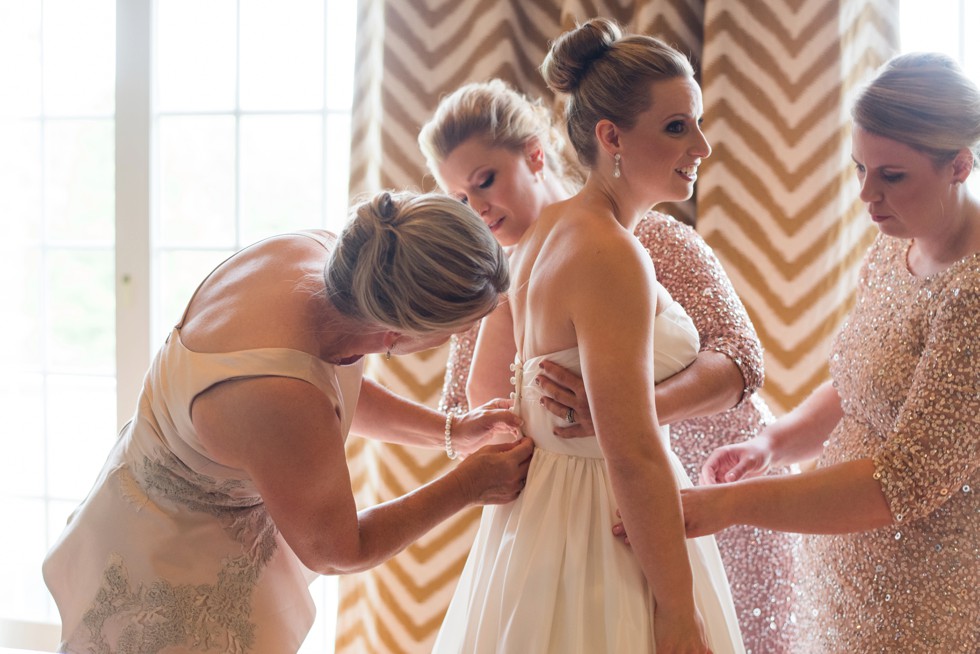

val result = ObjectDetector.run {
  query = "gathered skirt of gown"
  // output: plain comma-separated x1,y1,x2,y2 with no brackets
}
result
433,302,743,653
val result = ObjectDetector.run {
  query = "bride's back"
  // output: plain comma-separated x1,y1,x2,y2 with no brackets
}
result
509,198,669,359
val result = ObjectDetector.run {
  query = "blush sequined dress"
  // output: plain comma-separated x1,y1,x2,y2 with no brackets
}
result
795,234,980,652
441,212,799,653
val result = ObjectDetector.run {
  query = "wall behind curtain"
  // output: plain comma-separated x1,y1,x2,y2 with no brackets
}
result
337,1,896,652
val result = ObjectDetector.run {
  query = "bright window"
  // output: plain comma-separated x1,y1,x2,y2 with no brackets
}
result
0,1,355,651
1,1,977,652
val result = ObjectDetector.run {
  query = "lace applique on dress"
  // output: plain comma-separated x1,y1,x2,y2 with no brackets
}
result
78,451,280,654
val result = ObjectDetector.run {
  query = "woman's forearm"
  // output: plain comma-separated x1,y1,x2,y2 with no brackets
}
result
689,458,894,537
765,380,844,467
326,470,473,574
606,445,697,613
350,377,443,446
654,350,744,424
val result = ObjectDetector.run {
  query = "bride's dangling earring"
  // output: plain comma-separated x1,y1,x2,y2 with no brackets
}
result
613,153,621,179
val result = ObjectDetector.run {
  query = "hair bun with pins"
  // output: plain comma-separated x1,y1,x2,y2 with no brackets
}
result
373,190,397,225
542,18,622,95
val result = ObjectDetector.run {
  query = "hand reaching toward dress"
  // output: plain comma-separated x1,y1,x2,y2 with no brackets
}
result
451,398,523,456
611,484,736,542
698,435,773,485
534,360,595,437
454,437,535,505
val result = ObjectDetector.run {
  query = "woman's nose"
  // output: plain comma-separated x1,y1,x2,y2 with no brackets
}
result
692,128,711,158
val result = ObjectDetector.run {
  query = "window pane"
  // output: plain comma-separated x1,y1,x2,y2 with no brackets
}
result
156,0,237,112
155,249,235,347
46,374,116,500
0,1,43,118
0,375,45,499
44,119,114,244
240,0,324,110
899,0,961,56
45,249,115,373
42,0,115,116
0,245,42,370
0,119,43,243
240,115,322,242
158,116,237,247
325,113,352,231
965,3,980,81
325,1,356,111
0,498,49,620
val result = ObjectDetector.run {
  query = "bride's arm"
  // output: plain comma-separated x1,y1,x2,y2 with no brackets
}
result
467,298,518,408
569,230,699,627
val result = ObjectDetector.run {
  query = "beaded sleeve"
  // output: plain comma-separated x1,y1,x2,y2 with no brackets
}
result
635,212,765,402
438,323,480,415
872,280,980,523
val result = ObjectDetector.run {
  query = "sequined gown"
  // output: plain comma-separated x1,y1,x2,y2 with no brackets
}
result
795,234,980,653
441,212,798,653
434,300,744,653
43,235,365,653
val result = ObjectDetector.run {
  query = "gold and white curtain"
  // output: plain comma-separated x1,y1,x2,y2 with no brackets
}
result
338,2,898,652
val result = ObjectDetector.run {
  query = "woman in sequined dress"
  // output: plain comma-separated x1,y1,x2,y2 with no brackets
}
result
420,80,796,654
689,53,980,652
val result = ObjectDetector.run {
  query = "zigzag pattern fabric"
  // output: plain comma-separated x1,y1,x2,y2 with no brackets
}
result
338,1,898,651
697,0,898,413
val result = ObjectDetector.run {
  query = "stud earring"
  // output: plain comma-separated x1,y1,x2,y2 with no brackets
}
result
613,153,621,179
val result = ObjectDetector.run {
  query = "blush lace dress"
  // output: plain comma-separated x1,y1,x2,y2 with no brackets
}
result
43,234,364,654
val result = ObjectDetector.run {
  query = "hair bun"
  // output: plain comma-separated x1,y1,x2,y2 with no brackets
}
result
373,191,398,225
542,18,621,94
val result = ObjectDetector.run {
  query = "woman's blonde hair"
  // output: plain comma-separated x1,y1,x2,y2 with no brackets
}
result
541,17,694,166
852,52,980,166
325,190,509,333
418,78,579,190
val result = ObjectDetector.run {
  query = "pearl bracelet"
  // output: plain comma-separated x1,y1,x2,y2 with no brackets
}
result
444,411,458,460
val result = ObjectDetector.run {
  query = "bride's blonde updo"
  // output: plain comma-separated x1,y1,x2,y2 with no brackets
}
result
325,190,509,334
541,17,694,166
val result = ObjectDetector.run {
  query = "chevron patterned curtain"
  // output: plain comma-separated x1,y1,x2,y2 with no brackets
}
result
336,1,898,652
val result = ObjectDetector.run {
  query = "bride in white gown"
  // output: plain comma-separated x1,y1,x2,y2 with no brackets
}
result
433,19,743,653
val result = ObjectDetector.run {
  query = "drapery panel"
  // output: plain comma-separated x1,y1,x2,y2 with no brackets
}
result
338,2,897,651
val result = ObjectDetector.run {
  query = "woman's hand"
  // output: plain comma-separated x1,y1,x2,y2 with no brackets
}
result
454,438,535,505
699,435,773,485
452,398,523,456
534,360,595,438
612,484,736,542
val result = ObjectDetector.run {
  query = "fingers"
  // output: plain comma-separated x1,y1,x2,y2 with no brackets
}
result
538,360,583,392
722,457,755,483
539,395,571,421
535,374,576,410
552,424,593,439
699,449,733,486
480,397,514,411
